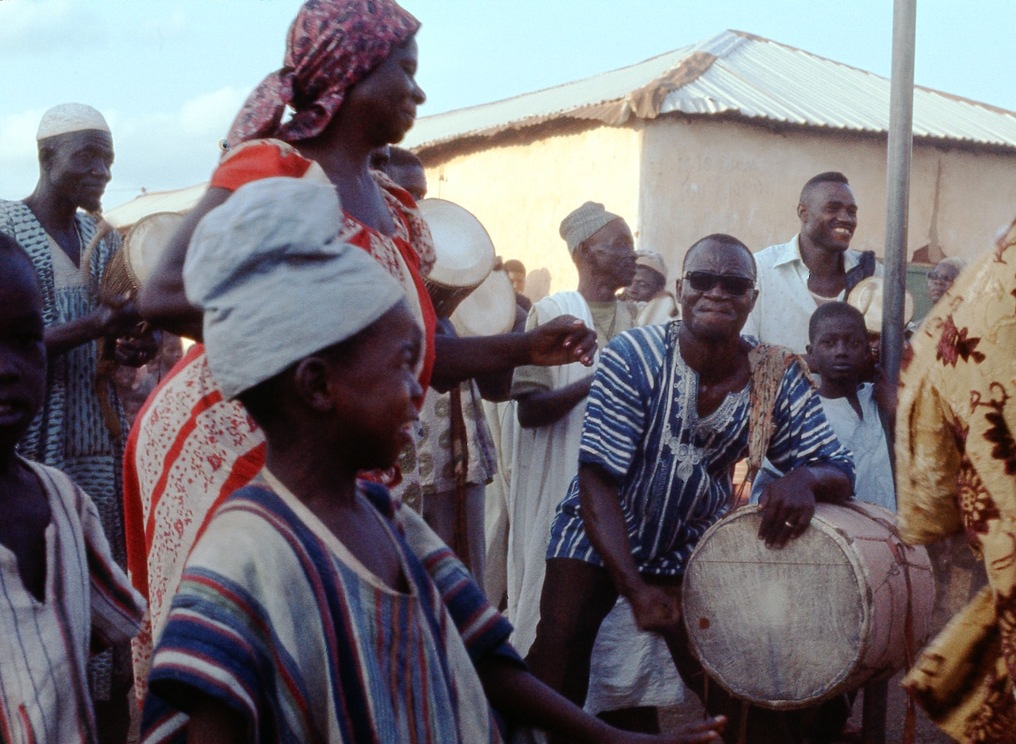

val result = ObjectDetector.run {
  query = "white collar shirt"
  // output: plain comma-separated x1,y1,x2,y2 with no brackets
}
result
743,234,881,354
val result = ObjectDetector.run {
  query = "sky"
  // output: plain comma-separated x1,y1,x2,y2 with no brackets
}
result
2,0,1014,210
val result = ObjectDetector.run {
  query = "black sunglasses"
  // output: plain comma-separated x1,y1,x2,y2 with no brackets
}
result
683,271,755,296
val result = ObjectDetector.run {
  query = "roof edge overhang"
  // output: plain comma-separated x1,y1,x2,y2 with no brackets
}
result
415,109,1016,163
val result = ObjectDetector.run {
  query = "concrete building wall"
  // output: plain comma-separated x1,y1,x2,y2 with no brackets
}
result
421,124,642,300
639,116,1016,283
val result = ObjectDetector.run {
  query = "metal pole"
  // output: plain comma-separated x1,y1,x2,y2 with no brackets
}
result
863,4,916,743
881,0,917,391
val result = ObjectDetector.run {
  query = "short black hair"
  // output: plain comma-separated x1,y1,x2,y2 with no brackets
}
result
683,234,756,276
808,301,866,343
800,171,849,203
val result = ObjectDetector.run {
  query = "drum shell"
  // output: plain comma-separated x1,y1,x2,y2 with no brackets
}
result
450,268,516,337
682,502,934,710
102,211,185,298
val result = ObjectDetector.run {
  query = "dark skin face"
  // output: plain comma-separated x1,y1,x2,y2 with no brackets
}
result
344,37,426,148
507,269,526,295
926,261,960,303
677,241,758,343
0,251,51,602
627,265,666,301
0,253,47,454
797,181,858,256
40,129,114,214
580,219,638,291
807,315,870,391
323,303,424,472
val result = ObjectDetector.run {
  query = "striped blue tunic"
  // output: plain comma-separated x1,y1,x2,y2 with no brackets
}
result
548,321,853,577
142,480,517,743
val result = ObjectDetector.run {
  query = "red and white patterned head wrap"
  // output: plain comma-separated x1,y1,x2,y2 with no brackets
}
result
226,0,420,148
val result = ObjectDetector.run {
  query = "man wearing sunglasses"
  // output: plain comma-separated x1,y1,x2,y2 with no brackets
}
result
744,171,879,357
527,233,854,743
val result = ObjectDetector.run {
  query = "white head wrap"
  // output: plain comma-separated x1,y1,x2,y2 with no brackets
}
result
184,177,406,399
36,103,110,140
559,201,622,255
635,250,668,279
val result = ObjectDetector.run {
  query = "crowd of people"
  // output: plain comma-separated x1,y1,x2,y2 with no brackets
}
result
2,1,1013,743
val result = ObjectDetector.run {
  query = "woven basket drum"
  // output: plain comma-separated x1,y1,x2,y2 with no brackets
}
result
682,501,934,709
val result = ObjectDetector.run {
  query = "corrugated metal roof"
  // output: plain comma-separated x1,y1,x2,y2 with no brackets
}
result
405,30,1016,152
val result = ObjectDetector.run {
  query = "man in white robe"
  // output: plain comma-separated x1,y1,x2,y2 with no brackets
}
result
508,202,682,731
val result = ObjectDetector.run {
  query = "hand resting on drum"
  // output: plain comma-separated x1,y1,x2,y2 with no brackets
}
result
756,464,853,549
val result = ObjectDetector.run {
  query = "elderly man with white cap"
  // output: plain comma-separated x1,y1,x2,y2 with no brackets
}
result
627,250,680,326
507,202,684,735
0,102,154,743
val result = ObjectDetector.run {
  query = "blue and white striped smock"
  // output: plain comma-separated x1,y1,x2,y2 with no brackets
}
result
548,321,854,577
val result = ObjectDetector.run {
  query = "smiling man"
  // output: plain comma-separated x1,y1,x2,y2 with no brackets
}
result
744,171,879,355
526,233,854,743
0,102,155,744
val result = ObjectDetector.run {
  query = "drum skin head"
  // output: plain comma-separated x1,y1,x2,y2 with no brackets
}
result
417,198,495,288
682,502,933,709
122,211,186,288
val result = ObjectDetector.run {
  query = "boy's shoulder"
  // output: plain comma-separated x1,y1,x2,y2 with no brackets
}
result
17,457,86,513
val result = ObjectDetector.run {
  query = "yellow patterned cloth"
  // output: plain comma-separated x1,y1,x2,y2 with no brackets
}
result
897,216,1016,743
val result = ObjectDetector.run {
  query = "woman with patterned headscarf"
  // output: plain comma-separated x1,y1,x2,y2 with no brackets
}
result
127,0,597,710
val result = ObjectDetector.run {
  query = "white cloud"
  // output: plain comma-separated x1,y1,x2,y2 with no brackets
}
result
0,109,46,197
0,87,248,206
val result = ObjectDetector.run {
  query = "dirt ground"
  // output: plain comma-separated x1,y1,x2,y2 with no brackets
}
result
660,670,952,743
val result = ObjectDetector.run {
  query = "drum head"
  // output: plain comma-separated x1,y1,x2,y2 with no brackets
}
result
451,268,516,337
683,503,890,709
122,211,185,288
418,198,495,289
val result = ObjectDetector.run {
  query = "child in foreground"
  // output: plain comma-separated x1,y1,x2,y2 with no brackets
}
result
806,302,895,511
0,233,145,743
139,178,723,743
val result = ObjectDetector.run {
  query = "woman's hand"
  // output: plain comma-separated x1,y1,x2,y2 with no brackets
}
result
525,315,598,366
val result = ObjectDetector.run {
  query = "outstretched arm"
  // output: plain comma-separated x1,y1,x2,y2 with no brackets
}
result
515,377,592,428
138,187,232,339
478,655,725,743
430,315,596,390
44,297,143,356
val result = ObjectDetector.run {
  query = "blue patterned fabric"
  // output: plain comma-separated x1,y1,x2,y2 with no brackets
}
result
548,321,853,577
1,200,127,698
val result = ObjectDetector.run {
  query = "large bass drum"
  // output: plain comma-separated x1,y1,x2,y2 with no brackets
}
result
417,198,495,320
682,502,934,709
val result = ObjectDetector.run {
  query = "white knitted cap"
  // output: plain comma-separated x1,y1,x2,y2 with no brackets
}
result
37,103,110,140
